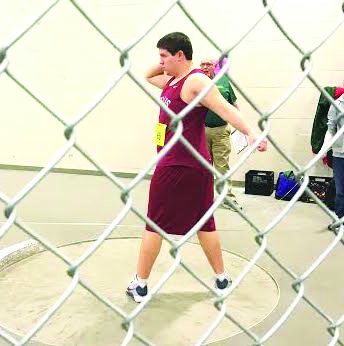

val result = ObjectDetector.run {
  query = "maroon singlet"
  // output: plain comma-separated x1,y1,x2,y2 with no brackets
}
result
157,69,212,168
146,69,216,235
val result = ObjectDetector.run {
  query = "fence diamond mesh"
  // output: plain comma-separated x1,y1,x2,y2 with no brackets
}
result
0,0,344,345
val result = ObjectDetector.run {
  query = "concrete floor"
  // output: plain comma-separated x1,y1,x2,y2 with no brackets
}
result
0,169,343,346
0,239,279,346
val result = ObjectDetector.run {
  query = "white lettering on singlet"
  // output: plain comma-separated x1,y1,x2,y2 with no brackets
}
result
160,96,171,107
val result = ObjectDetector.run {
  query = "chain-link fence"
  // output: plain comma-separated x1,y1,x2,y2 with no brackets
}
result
0,0,344,345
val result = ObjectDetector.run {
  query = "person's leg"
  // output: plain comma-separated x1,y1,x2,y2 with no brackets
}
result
197,230,224,274
212,126,234,196
197,169,232,291
127,231,162,303
127,167,165,303
137,230,162,279
333,157,344,218
197,230,232,291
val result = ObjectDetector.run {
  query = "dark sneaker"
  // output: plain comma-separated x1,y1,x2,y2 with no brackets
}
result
328,223,341,232
126,275,148,303
214,274,232,294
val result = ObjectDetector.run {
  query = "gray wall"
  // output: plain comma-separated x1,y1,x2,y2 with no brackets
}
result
0,0,343,180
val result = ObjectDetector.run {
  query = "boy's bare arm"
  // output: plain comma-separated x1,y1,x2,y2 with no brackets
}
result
145,64,170,89
183,73,267,151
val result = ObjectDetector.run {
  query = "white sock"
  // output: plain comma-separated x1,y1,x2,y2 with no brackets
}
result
136,274,147,287
215,272,226,281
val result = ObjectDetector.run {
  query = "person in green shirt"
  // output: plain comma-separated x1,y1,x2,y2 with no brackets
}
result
200,58,242,211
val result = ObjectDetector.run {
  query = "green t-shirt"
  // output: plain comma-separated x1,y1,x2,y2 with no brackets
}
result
205,75,237,127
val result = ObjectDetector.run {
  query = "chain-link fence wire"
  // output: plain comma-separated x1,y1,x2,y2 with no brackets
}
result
0,0,344,345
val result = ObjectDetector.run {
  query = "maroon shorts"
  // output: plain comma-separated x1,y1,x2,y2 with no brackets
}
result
146,165,216,235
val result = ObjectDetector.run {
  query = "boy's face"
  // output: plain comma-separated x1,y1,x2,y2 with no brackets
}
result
159,48,179,75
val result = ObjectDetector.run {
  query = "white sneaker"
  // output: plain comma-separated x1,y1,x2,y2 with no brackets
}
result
221,198,243,212
214,273,232,294
126,275,148,303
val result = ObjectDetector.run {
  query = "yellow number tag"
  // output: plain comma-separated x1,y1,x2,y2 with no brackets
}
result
155,123,167,146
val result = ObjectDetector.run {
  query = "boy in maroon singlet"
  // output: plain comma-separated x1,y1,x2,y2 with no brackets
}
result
127,32,267,303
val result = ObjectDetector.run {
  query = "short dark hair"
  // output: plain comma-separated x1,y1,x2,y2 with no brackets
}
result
157,32,193,60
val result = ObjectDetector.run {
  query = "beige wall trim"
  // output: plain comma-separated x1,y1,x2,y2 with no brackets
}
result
0,164,246,187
